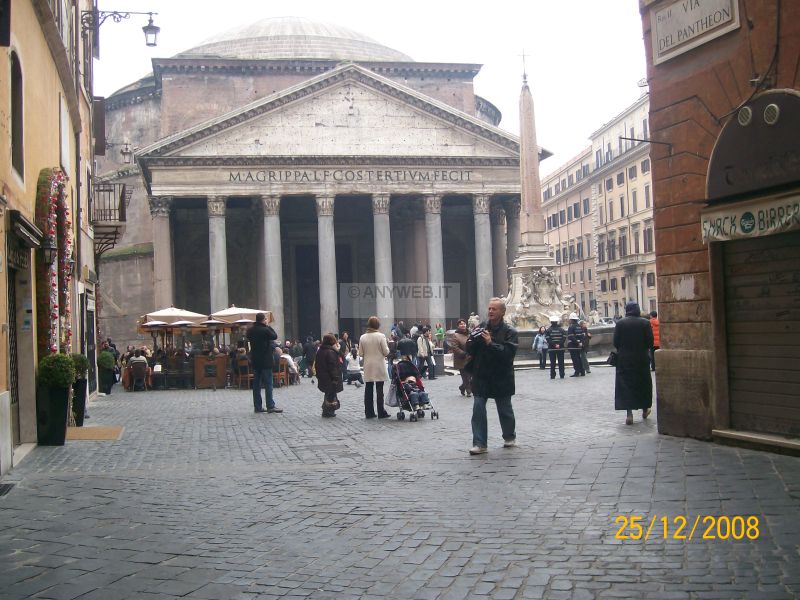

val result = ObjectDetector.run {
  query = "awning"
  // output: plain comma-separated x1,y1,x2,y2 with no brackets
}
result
9,210,43,248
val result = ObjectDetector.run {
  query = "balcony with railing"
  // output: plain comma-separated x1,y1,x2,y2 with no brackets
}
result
90,181,129,256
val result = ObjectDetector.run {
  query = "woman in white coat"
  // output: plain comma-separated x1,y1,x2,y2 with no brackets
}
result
358,316,390,419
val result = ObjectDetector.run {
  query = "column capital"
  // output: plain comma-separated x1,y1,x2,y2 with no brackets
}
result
423,194,442,215
490,203,506,226
148,196,172,218
472,194,490,214
261,194,281,216
371,193,391,215
503,197,521,219
315,195,335,217
207,196,226,217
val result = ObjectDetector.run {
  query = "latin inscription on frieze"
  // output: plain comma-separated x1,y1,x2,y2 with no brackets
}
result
229,169,473,184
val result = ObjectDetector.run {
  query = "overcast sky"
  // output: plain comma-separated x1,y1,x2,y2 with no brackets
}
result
93,0,648,175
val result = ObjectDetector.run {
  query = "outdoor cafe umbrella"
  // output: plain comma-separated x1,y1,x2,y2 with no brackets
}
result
210,305,272,324
145,306,207,325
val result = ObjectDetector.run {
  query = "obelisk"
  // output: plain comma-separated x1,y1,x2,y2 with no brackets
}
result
505,73,556,330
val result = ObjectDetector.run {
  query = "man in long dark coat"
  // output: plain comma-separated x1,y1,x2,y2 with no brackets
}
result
466,297,519,455
613,301,653,425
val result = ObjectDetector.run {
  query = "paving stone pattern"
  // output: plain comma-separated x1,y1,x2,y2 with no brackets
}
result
1,366,799,599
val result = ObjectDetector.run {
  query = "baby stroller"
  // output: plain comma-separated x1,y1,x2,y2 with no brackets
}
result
389,359,439,422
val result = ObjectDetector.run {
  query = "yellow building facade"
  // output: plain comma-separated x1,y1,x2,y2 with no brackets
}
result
0,0,96,474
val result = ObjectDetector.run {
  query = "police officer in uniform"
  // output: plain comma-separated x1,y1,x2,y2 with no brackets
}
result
545,315,567,379
567,312,586,377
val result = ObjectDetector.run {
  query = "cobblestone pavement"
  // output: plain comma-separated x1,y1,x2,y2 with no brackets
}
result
1,366,799,599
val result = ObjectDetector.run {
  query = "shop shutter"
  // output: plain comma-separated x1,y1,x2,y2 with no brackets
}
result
724,230,800,436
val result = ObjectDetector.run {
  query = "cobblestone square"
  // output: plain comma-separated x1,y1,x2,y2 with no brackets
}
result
1,367,798,599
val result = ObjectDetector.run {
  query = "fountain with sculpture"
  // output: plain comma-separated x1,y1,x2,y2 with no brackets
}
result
506,266,582,329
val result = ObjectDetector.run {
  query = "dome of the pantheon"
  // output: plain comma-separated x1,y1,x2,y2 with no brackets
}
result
176,16,414,62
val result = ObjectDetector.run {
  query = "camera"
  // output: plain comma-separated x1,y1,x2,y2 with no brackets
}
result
468,326,486,341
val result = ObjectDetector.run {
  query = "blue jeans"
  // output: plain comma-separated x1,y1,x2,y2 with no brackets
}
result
471,395,515,447
252,367,275,411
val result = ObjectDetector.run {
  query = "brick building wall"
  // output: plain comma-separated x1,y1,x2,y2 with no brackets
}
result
639,0,800,439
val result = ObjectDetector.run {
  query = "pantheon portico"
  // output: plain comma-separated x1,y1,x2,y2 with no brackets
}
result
99,18,545,341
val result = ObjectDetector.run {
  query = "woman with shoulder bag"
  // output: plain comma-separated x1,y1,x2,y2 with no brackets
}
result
315,334,343,418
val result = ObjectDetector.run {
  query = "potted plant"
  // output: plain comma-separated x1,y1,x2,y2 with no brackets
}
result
70,353,90,426
36,353,76,446
97,350,116,395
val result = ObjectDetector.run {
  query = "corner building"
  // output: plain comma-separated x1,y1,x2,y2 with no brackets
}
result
640,0,799,444
98,17,540,342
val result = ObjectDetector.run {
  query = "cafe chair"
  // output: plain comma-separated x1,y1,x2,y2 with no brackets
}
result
273,360,289,388
130,361,149,392
234,357,253,390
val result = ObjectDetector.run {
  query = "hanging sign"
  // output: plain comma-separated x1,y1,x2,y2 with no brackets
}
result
701,193,800,243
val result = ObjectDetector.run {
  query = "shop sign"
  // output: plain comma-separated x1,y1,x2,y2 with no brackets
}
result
701,193,800,242
651,0,739,65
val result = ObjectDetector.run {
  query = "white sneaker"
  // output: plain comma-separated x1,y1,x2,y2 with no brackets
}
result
469,446,488,455
503,438,517,448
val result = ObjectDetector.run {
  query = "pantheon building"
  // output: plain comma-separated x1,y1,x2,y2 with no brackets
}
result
98,17,544,342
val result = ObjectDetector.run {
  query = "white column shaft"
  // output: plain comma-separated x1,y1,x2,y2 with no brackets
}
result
317,196,338,335
372,195,394,332
262,195,284,339
424,195,445,327
473,195,494,311
150,197,174,309
207,197,229,313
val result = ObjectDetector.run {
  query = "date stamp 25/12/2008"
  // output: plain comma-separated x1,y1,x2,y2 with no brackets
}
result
614,515,760,541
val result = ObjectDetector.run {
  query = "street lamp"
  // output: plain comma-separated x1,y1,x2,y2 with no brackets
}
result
40,237,58,265
80,10,160,47
106,141,133,164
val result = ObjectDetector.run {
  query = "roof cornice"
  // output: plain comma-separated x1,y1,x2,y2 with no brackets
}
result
141,155,520,168
152,58,482,79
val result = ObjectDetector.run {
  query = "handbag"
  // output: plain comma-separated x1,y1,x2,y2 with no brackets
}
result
607,351,618,366
386,381,398,407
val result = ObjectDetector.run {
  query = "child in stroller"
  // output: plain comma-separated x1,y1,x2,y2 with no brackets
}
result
391,355,439,421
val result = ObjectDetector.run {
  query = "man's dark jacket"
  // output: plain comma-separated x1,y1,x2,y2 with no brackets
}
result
465,319,518,398
247,322,278,370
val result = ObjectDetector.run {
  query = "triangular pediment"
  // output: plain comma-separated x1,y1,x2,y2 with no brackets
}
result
138,64,521,161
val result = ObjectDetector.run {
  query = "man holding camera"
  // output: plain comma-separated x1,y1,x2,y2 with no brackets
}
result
465,297,519,455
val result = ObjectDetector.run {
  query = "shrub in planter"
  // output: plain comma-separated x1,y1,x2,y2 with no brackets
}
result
36,353,75,446
97,350,116,394
71,353,90,427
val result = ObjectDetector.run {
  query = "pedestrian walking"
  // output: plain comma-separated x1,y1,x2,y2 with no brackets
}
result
567,313,586,377
579,320,592,374
246,312,283,413
417,328,436,379
466,298,518,455
614,301,654,425
358,316,390,419
545,315,567,379
649,310,660,371
315,333,343,418
532,325,548,370
447,318,472,396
